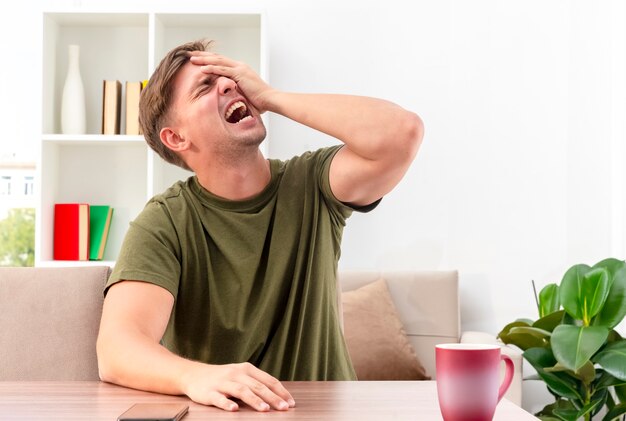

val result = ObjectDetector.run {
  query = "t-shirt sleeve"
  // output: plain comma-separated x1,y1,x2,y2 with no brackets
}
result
317,145,382,224
105,199,182,299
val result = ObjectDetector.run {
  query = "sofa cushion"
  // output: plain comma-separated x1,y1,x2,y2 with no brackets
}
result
342,278,430,380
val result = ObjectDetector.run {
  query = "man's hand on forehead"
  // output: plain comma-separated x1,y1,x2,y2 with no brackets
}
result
188,51,275,113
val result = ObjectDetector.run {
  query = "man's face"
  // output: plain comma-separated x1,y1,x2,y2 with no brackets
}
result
167,61,266,158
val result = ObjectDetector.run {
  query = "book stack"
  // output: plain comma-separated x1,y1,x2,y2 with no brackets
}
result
101,80,147,135
53,204,114,261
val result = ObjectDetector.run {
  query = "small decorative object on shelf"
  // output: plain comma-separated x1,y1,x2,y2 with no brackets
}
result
60,44,86,134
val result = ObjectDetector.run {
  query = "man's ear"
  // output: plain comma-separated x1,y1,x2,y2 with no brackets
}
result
160,127,189,152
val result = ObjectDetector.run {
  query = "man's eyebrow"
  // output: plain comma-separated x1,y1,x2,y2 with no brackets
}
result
189,75,214,99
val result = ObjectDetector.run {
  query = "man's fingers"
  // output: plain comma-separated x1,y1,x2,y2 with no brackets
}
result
198,65,234,78
243,379,290,411
245,365,296,407
189,54,237,68
205,391,239,412
185,363,294,412
189,390,239,412
221,381,272,412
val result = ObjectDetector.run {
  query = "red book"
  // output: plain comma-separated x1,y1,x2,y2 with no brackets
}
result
53,203,90,260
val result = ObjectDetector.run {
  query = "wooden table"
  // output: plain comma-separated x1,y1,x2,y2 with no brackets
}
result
0,381,537,420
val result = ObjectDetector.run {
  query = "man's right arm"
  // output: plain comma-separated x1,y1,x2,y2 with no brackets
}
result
96,281,294,412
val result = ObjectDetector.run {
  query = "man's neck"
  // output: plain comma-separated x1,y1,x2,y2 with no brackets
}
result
194,149,271,201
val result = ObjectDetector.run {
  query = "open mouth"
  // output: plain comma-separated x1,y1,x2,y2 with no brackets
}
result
224,101,253,124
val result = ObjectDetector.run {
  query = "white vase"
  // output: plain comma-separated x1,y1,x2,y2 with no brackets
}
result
61,44,86,134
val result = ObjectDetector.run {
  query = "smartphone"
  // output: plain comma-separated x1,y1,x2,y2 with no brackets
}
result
117,403,189,421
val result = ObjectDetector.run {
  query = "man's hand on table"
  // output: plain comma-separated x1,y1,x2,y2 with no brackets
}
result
182,362,296,412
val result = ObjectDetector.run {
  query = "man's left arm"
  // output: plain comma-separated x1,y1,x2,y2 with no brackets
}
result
189,52,424,206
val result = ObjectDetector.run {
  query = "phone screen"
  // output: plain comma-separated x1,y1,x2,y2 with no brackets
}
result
117,403,189,421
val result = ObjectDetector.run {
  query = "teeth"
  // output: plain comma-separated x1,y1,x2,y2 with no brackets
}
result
237,115,252,124
225,101,247,121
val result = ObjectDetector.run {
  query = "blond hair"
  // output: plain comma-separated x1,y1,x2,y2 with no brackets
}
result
139,39,213,171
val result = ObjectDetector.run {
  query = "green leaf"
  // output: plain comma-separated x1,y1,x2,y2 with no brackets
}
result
560,264,591,320
551,397,602,421
592,258,626,278
498,320,531,338
575,361,596,385
562,312,578,326
537,399,577,421
516,318,535,325
602,403,626,421
581,267,610,322
510,326,552,339
594,369,626,391
606,389,616,410
507,332,549,350
553,407,580,421
534,310,566,332
591,388,609,417
539,284,561,318
607,329,624,343
498,321,546,350
544,361,595,385
594,266,626,328
551,325,609,371
616,384,626,403
523,347,582,401
593,341,626,381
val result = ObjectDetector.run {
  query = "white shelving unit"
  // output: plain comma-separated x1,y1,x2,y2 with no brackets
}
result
36,7,267,267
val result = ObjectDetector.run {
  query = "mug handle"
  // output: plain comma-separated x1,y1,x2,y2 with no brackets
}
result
497,354,514,403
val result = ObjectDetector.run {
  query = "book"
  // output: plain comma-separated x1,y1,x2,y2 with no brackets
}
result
89,205,114,260
125,81,143,135
53,203,90,261
102,80,122,134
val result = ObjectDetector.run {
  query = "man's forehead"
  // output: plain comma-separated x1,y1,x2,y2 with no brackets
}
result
176,62,202,86
172,62,203,99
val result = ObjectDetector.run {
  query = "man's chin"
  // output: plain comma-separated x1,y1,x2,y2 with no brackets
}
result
241,125,267,148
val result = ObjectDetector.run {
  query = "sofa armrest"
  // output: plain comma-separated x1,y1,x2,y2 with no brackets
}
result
460,331,523,407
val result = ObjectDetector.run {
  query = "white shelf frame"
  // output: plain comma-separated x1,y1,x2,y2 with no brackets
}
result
36,7,268,267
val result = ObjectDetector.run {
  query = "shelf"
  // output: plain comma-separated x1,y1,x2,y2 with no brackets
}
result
43,13,150,136
36,8,266,267
42,134,145,145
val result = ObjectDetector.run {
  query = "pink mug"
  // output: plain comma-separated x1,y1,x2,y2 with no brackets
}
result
436,343,514,421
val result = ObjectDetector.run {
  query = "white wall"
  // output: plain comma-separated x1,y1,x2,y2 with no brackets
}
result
1,0,625,402
264,0,626,337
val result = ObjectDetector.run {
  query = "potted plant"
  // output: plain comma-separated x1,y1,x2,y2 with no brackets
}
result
498,258,626,421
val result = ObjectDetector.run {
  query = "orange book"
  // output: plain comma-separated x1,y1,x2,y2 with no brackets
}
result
53,203,90,261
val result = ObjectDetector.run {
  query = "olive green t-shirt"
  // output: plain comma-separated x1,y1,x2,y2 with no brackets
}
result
106,146,378,380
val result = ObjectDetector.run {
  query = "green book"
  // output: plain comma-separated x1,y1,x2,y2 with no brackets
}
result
89,205,113,261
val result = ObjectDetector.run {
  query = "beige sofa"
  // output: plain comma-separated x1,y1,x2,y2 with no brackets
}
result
0,266,522,405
